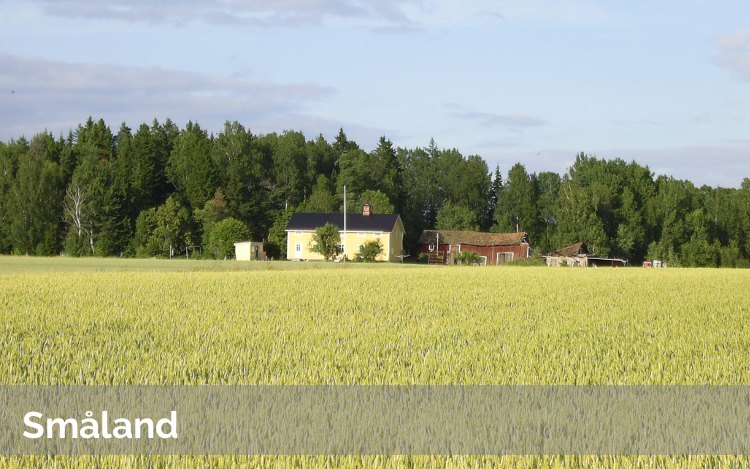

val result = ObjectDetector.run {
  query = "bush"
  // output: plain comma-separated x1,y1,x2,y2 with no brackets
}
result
207,218,250,259
356,239,383,262
456,250,482,266
418,253,429,264
508,256,546,267
310,223,341,261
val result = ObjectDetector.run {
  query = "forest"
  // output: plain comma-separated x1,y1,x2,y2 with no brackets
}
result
1,117,749,267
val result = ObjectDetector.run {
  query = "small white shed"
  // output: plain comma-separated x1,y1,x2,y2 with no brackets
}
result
234,241,266,261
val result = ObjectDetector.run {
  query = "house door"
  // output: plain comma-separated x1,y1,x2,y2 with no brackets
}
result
295,243,302,259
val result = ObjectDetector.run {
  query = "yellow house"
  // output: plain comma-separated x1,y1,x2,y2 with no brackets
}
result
285,209,405,262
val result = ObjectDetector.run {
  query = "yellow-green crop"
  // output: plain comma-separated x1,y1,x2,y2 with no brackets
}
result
1,257,749,467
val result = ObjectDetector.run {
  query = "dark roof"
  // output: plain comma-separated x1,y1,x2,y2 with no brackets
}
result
553,242,589,257
418,230,528,246
286,213,400,232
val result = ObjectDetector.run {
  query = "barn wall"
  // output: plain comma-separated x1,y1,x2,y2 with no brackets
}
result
418,242,529,265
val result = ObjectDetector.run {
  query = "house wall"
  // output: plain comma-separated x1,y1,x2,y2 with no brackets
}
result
235,243,251,261
418,242,529,265
287,230,398,261
345,231,391,261
387,221,405,262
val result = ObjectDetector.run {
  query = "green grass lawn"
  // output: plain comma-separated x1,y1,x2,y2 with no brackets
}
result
0,255,421,273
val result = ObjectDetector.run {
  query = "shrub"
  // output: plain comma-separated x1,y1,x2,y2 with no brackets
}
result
207,218,250,259
356,239,383,262
310,223,341,261
456,250,482,266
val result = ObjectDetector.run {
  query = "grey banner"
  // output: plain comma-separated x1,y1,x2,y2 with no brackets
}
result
1,386,750,455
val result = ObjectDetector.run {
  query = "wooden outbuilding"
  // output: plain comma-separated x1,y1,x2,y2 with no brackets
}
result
545,242,626,267
234,241,267,261
417,230,530,265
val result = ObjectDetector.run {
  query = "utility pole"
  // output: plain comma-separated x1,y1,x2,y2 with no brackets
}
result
343,185,347,262
436,231,440,263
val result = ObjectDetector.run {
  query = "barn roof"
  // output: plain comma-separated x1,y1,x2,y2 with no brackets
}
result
553,242,590,257
286,213,401,232
418,230,528,247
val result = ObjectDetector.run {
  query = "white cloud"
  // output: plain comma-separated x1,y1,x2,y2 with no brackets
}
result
0,52,334,139
30,0,423,28
449,110,548,129
715,31,750,82
19,0,620,30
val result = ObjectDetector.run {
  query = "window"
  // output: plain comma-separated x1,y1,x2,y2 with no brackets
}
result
357,232,365,236
295,231,302,235
428,243,435,251
359,244,364,252
338,244,345,253
295,244,301,252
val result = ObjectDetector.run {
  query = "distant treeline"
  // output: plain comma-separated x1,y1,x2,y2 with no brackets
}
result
1,117,749,266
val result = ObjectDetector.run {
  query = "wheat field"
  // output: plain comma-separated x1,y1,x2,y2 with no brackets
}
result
1,257,749,467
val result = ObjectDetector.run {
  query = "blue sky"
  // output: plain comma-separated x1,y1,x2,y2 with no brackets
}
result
1,1,749,187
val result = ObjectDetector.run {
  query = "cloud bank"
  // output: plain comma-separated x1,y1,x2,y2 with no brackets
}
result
450,110,548,129
0,52,334,139
31,0,422,27
715,31,750,82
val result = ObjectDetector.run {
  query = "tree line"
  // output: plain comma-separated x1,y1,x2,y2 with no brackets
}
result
1,117,749,267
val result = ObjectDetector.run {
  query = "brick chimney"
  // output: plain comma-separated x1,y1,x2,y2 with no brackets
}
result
362,204,371,216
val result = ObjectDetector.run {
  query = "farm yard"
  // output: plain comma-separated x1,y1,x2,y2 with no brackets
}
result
1,257,749,468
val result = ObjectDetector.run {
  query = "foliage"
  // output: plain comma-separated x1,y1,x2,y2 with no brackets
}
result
507,255,546,267
456,250,482,265
348,189,394,214
494,163,535,237
266,207,295,260
166,121,214,211
356,239,383,262
7,137,63,255
195,189,231,248
309,222,341,261
132,196,191,258
2,118,750,268
436,202,479,231
207,217,250,259
304,175,338,213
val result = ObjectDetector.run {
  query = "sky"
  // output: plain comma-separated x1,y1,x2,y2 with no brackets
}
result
1,0,749,187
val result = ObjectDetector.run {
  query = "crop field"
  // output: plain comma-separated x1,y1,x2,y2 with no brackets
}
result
1,257,749,467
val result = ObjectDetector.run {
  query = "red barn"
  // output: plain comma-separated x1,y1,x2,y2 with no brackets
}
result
418,230,530,265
